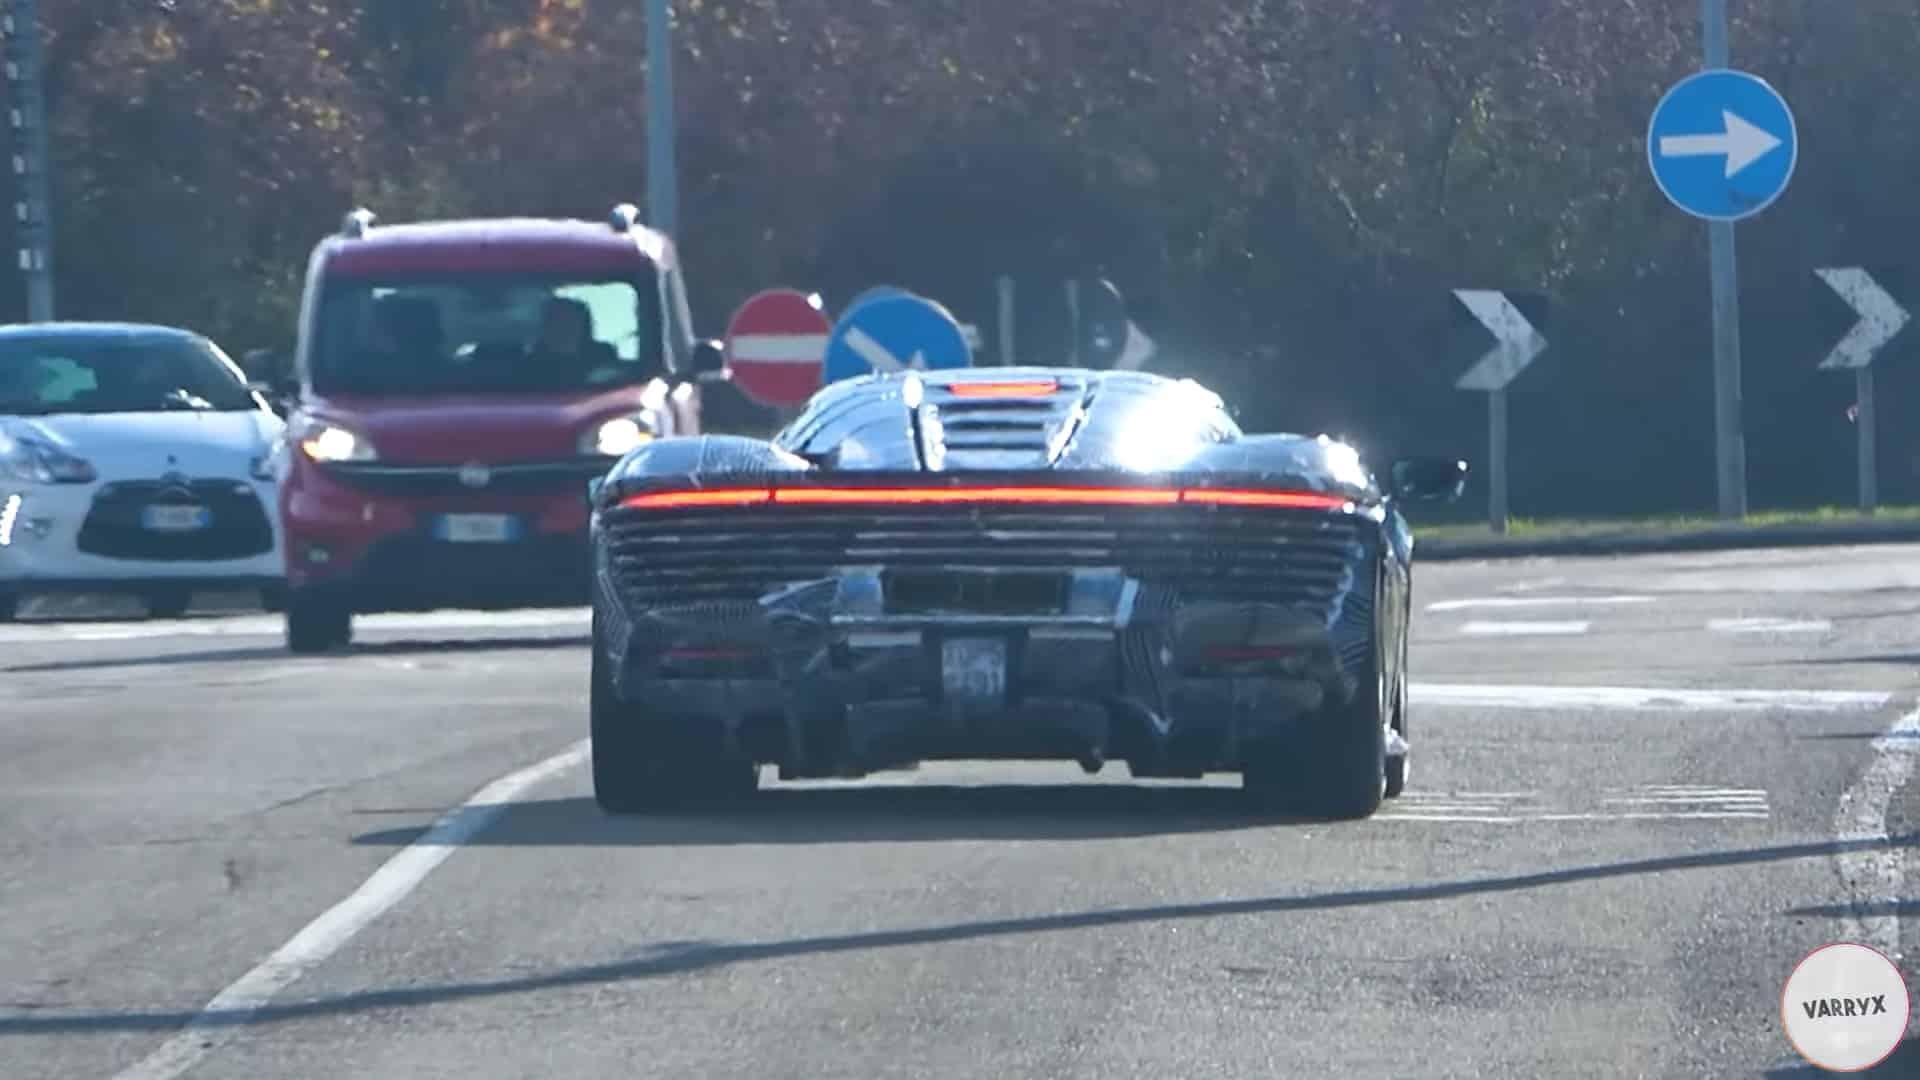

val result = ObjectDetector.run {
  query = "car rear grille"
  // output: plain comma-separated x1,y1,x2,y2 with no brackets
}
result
77,479,274,562
603,503,1365,615
321,459,612,497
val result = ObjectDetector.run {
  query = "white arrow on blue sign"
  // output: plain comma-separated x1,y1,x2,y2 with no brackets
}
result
1647,68,1797,222
822,292,976,384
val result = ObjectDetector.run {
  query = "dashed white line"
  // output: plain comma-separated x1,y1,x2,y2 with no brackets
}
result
1834,705,1920,965
1459,620,1592,636
1707,617,1834,635
1426,595,1655,612
1411,683,1893,713
112,740,590,1080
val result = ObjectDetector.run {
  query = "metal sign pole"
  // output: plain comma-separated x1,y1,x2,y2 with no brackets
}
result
3,0,54,321
645,0,679,240
1703,0,1746,519
996,275,1015,366
1856,366,1876,512
1488,388,1509,534
1064,279,1080,367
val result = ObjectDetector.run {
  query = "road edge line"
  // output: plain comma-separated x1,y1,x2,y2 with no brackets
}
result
1834,704,1920,965
110,739,590,1080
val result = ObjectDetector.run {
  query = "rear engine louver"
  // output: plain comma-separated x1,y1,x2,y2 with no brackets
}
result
916,377,1090,470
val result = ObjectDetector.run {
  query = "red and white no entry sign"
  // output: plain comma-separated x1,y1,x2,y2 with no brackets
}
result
723,288,832,409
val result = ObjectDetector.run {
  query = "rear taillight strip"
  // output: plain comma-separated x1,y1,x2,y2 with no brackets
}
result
619,486,1351,511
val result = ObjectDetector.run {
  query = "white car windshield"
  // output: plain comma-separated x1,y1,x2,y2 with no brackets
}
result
0,334,258,416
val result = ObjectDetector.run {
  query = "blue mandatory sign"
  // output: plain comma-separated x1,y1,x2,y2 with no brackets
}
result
1647,68,1797,222
822,293,975,384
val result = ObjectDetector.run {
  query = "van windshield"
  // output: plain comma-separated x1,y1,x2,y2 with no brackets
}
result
310,272,665,396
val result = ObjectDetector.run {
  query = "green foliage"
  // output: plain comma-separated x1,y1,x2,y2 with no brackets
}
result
8,1,1920,512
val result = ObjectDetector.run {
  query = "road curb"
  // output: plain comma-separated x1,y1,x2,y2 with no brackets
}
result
1414,520,1920,562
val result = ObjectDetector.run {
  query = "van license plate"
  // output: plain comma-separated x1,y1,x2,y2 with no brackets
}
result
435,514,517,543
142,505,210,532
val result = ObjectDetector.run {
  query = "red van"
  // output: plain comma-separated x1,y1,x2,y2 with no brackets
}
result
273,204,721,652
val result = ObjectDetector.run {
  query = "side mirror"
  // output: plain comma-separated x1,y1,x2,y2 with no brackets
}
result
1389,457,1469,502
247,377,298,418
689,338,726,377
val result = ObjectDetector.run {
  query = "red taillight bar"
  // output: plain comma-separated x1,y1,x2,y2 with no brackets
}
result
619,486,1351,511
1181,489,1352,509
774,485,1181,506
619,489,772,509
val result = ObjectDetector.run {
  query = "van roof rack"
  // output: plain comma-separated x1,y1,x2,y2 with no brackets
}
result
609,203,641,233
340,208,375,238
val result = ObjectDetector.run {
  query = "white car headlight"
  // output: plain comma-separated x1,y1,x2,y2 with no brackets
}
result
297,421,377,463
0,432,97,484
581,415,656,457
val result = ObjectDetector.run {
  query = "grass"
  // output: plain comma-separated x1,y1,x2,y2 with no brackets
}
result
1411,503,1920,544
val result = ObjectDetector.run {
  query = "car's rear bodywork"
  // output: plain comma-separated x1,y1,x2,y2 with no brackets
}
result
588,367,1465,816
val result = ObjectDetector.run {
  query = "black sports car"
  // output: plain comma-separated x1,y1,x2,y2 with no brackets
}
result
587,367,1467,819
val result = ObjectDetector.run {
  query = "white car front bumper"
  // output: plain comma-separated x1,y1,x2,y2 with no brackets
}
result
0,478,284,594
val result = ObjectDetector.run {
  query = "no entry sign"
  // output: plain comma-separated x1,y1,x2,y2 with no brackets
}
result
723,288,831,409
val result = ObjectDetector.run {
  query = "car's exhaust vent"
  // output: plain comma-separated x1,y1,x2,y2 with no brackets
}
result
917,376,1090,470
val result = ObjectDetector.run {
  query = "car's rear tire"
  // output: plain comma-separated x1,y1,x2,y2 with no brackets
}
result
1384,619,1410,799
285,590,351,654
590,613,757,815
1242,585,1389,822
145,589,192,620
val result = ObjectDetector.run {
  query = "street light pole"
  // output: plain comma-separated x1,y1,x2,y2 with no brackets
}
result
645,0,679,241
1702,0,1746,518
3,0,54,321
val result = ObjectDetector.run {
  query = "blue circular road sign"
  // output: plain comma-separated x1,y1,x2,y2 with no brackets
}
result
1647,68,1797,222
822,293,975,384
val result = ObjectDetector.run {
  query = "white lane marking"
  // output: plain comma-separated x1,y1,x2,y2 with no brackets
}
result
0,608,590,645
112,740,589,1080
1412,683,1893,713
1381,812,1769,824
1459,620,1591,636
1605,791,1766,799
1834,705,1920,964
1707,617,1834,635
1427,595,1654,612
1386,784,1770,823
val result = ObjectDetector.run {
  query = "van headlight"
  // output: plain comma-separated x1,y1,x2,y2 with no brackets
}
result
297,420,377,463
581,415,656,457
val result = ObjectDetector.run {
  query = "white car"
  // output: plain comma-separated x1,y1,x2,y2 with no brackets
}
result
0,322,287,620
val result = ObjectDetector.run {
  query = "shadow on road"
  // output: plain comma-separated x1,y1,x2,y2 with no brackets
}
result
353,784,1299,847
2,635,589,675
1795,651,1920,667
4,832,1915,1040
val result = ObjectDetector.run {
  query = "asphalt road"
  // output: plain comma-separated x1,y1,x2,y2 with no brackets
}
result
3,544,1918,1078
